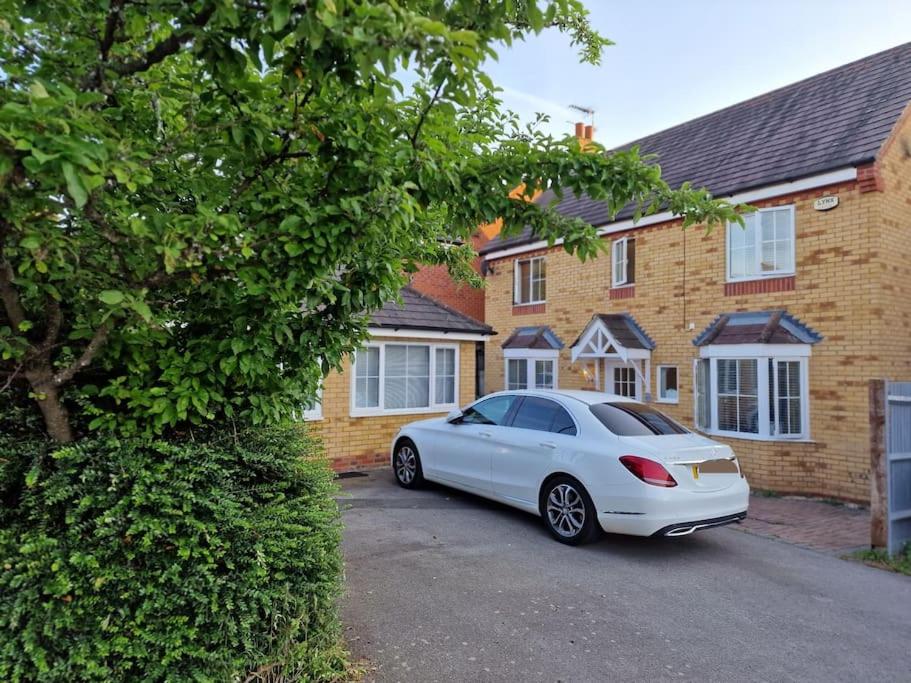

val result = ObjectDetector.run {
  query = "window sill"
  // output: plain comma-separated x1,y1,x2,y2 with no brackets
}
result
655,398,678,405
350,406,456,419
512,302,546,315
724,275,795,296
609,285,635,300
697,429,813,444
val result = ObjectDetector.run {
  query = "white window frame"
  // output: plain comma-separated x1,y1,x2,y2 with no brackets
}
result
503,348,559,390
611,236,632,287
301,383,323,421
513,256,546,305
725,205,796,282
694,343,811,441
350,342,460,417
656,365,679,404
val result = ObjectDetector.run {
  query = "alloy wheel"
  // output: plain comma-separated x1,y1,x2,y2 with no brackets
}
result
395,446,417,485
546,483,586,537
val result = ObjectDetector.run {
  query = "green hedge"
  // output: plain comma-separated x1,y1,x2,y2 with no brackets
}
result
0,425,347,682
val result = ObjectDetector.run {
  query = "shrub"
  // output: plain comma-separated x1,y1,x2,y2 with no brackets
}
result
0,425,347,682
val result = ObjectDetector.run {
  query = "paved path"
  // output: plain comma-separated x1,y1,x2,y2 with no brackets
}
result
339,473,909,683
735,494,870,553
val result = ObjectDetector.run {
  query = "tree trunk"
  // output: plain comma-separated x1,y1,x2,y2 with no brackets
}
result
25,369,75,443
35,386,74,443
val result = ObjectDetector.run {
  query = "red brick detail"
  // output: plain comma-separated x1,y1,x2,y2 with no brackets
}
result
513,302,545,315
609,285,635,300
411,232,490,321
724,276,795,296
329,450,389,473
857,162,885,193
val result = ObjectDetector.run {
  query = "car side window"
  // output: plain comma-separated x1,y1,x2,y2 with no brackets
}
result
510,397,577,436
460,395,517,426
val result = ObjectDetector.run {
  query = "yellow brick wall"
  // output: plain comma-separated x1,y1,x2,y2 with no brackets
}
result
485,170,906,502
876,106,911,378
306,337,477,471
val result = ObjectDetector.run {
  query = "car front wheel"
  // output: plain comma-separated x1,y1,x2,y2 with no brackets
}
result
541,476,601,545
393,438,425,489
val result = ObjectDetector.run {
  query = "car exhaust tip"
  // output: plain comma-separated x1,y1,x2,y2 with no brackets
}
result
654,511,747,537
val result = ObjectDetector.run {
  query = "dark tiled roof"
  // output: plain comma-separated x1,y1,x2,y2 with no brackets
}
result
571,314,656,351
370,286,493,335
692,310,823,346
482,42,911,255
501,326,564,350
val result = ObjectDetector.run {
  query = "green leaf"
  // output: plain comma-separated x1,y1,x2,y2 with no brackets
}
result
272,0,290,30
61,162,88,208
20,236,41,250
29,81,49,99
99,290,125,305
130,300,153,322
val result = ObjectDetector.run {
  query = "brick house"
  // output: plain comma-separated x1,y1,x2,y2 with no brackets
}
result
304,287,492,471
479,43,911,503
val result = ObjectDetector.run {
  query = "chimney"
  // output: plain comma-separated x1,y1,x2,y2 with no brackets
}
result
574,121,585,138
584,124,594,141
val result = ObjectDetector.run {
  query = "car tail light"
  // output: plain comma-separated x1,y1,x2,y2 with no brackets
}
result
619,455,677,488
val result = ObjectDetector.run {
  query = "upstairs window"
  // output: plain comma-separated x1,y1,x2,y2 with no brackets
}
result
726,206,795,281
611,237,635,287
514,256,546,304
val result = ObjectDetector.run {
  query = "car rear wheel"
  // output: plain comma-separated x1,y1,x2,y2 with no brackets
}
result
541,476,601,545
393,439,425,489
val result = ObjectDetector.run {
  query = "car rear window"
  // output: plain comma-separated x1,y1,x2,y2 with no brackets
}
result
589,402,689,436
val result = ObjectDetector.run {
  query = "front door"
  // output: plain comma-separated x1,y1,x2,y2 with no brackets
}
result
605,361,639,399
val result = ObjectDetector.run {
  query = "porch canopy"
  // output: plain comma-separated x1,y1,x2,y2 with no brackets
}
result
570,314,655,397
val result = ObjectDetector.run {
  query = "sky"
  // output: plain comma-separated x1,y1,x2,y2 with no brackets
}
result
486,0,911,147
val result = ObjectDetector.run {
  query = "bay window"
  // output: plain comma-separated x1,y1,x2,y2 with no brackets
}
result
351,343,458,415
726,206,795,281
694,348,809,440
505,350,558,390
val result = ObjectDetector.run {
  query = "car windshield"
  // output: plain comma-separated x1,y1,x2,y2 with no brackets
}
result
589,402,690,436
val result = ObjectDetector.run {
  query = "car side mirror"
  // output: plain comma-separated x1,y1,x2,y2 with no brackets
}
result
446,408,463,424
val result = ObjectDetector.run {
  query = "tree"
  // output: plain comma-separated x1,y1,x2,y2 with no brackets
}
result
0,1,742,442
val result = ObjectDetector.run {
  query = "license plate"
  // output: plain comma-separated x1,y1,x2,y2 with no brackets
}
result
697,459,739,476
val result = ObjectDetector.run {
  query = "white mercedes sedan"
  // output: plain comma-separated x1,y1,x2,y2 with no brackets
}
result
391,390,749,545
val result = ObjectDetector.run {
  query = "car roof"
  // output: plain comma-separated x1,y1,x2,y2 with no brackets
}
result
482,389,639,406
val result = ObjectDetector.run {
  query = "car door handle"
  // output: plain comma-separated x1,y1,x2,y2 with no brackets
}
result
479,431,493,438
539,441,557,449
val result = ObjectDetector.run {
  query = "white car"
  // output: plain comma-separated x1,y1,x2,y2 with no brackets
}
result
391,389,749,545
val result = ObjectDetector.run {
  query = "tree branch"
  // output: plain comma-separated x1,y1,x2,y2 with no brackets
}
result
52,321,111,387
410,78,446,148
38,297,63,354
99,0,126,60
0,259,26,332
111,3,216,77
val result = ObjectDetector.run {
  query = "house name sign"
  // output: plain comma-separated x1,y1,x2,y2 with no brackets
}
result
813,195,839,211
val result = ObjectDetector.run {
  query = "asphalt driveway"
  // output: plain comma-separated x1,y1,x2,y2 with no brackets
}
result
339,472,910,682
